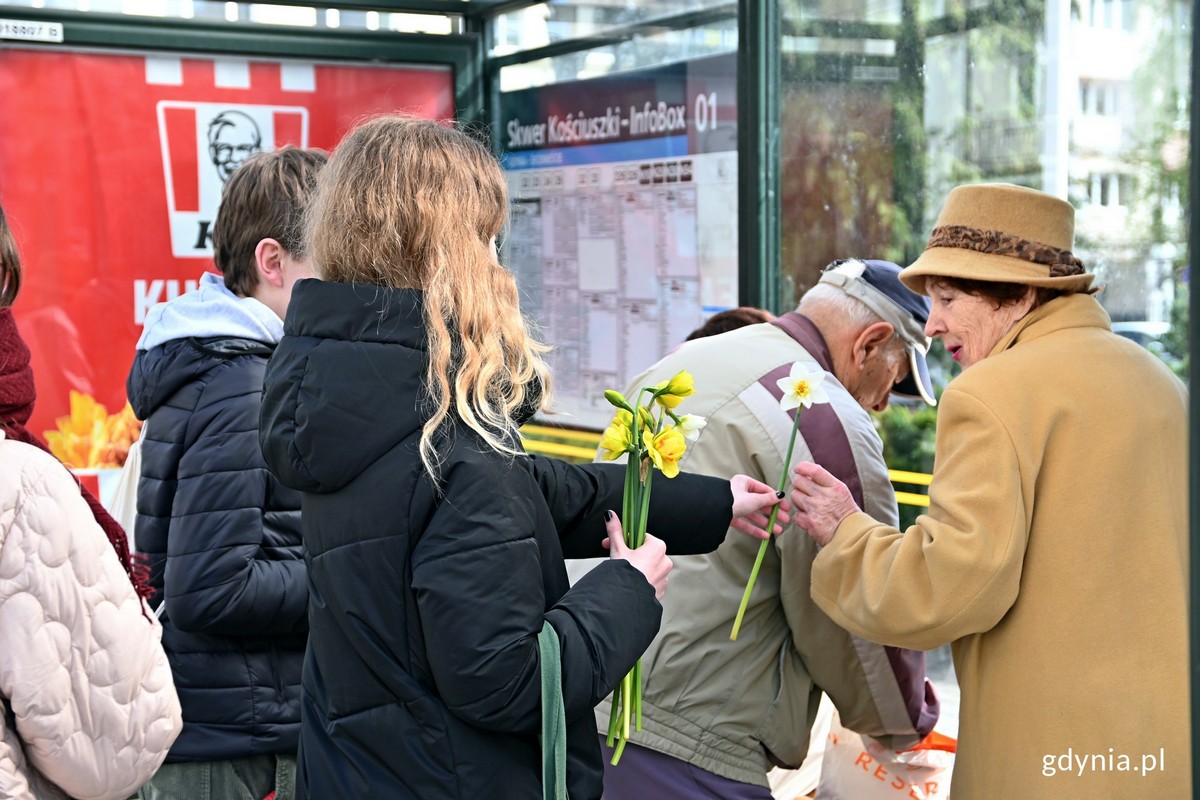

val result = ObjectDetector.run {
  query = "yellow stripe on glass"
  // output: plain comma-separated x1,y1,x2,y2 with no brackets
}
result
521,426,932,508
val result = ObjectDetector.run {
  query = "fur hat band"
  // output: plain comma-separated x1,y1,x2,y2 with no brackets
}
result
926,225,1086,273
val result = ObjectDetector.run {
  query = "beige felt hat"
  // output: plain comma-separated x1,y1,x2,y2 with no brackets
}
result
901,183,1096,295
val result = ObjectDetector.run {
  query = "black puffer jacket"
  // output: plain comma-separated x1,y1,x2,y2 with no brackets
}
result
260,280,736,800
128,336,306,762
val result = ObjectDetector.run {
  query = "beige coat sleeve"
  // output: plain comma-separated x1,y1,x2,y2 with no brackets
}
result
811,387,1031,650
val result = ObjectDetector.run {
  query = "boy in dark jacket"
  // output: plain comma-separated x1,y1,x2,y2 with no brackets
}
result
128,146,327,800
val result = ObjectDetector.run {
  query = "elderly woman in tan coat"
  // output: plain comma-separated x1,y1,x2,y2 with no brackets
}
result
789,183,1188,800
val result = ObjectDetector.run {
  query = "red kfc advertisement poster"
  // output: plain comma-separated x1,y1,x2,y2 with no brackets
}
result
0,47,454,441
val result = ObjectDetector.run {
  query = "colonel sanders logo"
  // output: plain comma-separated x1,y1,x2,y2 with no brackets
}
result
157,101,308,258
207,110,263,181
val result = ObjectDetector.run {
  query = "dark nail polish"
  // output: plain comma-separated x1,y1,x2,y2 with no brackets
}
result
776,490,785,499
605,510,614,522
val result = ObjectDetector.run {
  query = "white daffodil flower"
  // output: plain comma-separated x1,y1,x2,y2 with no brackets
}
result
677,414,707,441
776,363,831,410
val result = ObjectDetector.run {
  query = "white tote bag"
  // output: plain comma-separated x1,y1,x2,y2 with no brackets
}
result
109,422,145,544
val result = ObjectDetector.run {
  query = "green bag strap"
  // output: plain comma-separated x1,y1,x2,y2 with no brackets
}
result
538,620,568,800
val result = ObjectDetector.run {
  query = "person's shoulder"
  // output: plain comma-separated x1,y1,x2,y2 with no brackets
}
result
134,335,268,399
189,340,272,397
435,424,522,478
0,436,76,496
630,323,795,396
0,437,92,549
675,319,786,355
421,438,540,538
189,337,274,362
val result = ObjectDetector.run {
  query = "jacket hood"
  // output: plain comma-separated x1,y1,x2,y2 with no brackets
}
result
260,279,430,493
138,272,283,351
127,337,274,420
128,272,282,420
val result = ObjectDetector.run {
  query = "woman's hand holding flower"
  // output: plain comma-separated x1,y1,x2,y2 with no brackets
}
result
603,510,672,600
790,461,860,546
729,474,791,540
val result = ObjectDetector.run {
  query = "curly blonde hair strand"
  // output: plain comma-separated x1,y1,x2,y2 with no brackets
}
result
306,115,552,480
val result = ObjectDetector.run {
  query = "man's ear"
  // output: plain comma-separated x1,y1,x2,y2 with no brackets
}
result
254,238,286,289
854,321,895,366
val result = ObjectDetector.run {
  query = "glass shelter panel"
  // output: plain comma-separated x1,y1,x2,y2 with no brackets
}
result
496,20,738,430
495,17,738,91
778,0,1190,389
491,0,736,56
0,0,459,31
775,0,1191,754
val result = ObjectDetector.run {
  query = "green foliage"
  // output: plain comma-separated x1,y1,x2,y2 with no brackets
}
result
873,342,957,527
875,403,937,473
1160,281,1190,380
1127,0,1190,246
1122,0,1190,380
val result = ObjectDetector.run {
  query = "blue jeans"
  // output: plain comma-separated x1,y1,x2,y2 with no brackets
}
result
137,754,296,800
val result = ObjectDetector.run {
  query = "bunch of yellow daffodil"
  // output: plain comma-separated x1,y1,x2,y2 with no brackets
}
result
598,370,705,765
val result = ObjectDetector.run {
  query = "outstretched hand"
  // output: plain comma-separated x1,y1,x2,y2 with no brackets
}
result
790,461,860,546
729,474,791,540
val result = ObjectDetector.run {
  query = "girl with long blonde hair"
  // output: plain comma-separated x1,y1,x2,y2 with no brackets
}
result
306,116,549,477
260,115,787,800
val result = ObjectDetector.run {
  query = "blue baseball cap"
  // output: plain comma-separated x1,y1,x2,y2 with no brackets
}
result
818,259,936,406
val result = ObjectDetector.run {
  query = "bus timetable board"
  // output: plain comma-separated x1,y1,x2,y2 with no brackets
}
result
0,47,454,440
499,53,739,432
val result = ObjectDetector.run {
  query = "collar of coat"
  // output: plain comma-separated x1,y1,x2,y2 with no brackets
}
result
988,292,1111,359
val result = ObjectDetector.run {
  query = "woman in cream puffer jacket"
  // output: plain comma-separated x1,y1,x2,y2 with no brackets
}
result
0,201,181,800
0,434,182,799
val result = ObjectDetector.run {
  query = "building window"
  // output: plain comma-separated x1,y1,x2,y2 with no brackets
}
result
1080,80,1120,115
1119,174,1136,205
1088,173,1133,207
1090,0,1137,29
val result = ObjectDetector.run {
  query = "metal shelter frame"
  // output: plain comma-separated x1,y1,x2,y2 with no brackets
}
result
1,0,1197,777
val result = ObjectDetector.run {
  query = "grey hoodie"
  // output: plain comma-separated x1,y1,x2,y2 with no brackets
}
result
137,271,282,350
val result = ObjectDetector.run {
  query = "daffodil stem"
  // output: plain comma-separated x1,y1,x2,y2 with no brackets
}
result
634,659,643,731
623,455,638,547
635,468,653,548
626,389,652,548
610,734,627,766
621,672,631,739
730,538,768,641
605,690,620,746
730,407,803,641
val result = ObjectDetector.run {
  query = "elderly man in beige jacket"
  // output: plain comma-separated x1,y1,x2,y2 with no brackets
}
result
792,183,1189,799
597,258,942,800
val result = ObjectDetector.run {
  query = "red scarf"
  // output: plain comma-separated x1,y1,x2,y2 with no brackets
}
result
0,308,151,601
